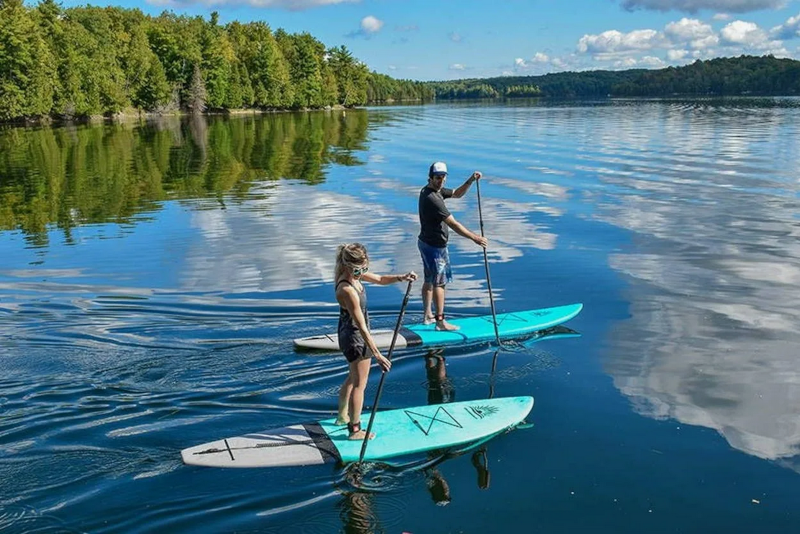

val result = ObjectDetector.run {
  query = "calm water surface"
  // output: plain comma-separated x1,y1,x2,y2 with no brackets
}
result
2,99,800,533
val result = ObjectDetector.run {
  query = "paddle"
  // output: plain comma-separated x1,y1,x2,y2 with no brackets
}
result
357,279,414,465
475,177,501,346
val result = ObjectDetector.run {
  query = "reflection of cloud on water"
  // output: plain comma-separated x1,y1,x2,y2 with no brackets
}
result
609,293,800,462
448,198,557,265
590,106,800,464
605,247,800,462
185,183,406,294
491,176,570,204
184,176,559,308
525,166,574,177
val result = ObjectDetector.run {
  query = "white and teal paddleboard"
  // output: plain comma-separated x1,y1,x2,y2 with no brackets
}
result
293,303,583,351
181,396,533,468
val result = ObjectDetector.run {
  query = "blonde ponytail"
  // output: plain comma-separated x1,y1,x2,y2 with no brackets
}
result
335,243,369,280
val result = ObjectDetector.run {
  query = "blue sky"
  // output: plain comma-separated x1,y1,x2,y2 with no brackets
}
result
59,0,800,80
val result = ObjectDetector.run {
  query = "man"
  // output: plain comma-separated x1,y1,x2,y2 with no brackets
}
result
418,161,488,331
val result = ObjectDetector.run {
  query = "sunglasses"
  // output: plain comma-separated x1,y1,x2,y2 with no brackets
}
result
353,264,369,277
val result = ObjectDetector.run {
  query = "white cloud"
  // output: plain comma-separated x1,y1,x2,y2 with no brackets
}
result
449,32,463,43
610,55,666,68
721,19,762,43
449,63,466,70
572,16,790,70
513,52,570,74
713,12,733,19
620,0,786,14
667,48,690,59
770,12,800,39
664,18,719,48
720,19,783,48
640,55,667,66
346,15,383,39
361,15,384,34
148,0,359,8
577,29,665,56
616,57,641,67
512,10,798,76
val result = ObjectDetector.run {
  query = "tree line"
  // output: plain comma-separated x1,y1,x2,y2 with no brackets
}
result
612,56,800,96
427,56,800,99
0,0,433,122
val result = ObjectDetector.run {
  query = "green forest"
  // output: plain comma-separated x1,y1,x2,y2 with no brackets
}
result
428,56,800,99
0,0,433,122
3,0,800,123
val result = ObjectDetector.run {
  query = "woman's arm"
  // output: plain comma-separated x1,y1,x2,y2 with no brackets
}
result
361,271,418,286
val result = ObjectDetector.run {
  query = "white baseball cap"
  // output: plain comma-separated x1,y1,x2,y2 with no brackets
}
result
429,161,448,176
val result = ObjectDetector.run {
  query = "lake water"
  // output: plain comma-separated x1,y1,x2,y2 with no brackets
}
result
2,98,800,533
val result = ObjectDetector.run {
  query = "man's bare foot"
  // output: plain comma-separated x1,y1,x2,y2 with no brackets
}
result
435,320,460,331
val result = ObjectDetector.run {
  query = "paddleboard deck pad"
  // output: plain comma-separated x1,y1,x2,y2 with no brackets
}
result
293,303,582,351
181,396,533,468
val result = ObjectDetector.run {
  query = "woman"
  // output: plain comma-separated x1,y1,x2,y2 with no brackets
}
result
334,243,417,440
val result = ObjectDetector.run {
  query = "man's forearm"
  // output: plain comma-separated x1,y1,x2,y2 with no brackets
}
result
449,219,477,241
452,176,476,198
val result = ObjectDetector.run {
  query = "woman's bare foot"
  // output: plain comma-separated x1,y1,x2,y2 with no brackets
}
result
347,422,375,440
335,416,350,426
348,429,376,440
423,314,436,325
435,319,460,331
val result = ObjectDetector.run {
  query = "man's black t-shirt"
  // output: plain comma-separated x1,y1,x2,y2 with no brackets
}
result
418,185,454,247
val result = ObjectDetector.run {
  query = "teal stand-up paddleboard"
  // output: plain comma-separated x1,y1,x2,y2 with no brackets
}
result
181,396,533,468
293,303,583,351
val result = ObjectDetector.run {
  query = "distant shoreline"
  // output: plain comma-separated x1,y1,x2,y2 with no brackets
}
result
1,105,356,127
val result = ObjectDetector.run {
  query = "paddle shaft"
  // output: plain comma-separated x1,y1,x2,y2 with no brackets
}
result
476,178,501,345
358,279,414,464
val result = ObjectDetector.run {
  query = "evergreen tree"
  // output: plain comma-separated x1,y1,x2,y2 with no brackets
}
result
200,11,234,109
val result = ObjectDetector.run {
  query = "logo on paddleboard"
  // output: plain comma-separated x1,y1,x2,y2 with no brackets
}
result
465,405,499,420
405,407,463,435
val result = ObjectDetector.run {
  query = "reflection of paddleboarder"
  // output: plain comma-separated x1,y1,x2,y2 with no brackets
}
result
421,348,491,498
425,350,455,405
338,469,381,533
423,349,452,505
422,349,455,505
471,448,491,490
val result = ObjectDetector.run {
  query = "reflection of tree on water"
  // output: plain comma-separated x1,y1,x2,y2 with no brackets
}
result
0,110,370,246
